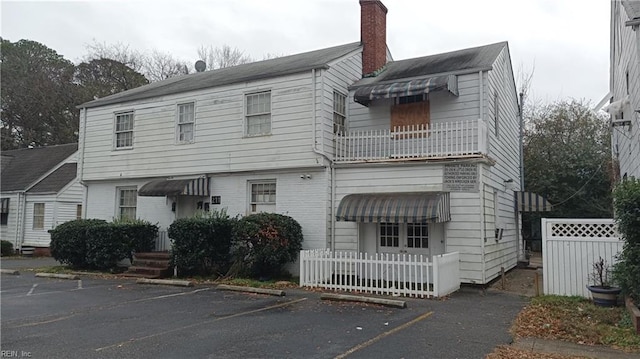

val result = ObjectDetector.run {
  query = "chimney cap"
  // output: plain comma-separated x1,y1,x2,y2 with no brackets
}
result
359,0,388,13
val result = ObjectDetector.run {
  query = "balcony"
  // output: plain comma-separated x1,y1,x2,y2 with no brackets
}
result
334,119,488,163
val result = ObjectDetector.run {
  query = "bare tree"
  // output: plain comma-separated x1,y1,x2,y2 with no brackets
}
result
196,44,253,70
145,50,190,82
84,40,189,82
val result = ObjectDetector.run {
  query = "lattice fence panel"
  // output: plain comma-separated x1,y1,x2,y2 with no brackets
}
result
550,222,618,238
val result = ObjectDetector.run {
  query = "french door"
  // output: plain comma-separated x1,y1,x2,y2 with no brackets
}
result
378,222,430,256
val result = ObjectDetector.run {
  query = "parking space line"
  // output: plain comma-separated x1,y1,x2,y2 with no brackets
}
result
3,287,214,329
94,297,308,352
26,284,38,296
334,311,434,359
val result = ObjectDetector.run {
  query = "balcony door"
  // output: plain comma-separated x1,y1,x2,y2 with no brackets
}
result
378,222,430,257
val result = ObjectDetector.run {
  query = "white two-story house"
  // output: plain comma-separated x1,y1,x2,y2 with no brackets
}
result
610,1,640,179
78,0,521,284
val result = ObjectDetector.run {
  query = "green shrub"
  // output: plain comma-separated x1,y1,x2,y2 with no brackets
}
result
50,219,107,267
169,210,235,276
233,213,303,279
612,178,640,302
1,240,14,256
50,218,158,270
111,218,158,254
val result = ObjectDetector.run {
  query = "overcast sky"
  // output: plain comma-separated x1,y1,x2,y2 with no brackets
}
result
2,0,611,105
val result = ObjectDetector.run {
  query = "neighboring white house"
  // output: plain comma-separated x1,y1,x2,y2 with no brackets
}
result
0,143,83,254
610,1,640,179
77,0,525,284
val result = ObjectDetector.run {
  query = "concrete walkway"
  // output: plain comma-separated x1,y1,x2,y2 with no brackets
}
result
513,337,639,359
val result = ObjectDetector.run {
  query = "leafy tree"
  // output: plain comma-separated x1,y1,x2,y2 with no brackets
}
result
75,58,149,101
1,38,78,150
523,99,613,218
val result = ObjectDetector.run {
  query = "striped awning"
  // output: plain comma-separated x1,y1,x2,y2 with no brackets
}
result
336,192,450,223
515,191,552,212
354,75,458,106
138,177,210,197
1,198,9,213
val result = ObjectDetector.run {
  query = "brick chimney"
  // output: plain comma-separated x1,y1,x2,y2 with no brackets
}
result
360,0,387,76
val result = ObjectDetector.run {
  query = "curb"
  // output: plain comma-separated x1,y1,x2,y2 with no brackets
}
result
0,269,20,275
512,337,640,359
136,278,194,287
35,273,80,280
217,284,285,296
320,293,406,308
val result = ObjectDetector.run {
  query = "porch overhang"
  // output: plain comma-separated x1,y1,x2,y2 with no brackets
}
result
515,191,552,212
353,74,458,106
1,198,9,213
336,192,450,223
138,177,210,197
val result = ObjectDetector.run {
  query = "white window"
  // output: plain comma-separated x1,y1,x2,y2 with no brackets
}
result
380,223,399,248
33,203,45,230
117,187,137,220
407,223,429,249
249,180,276,213
115,112,134,148
177,102,195,143
245,91,271,136
76,204,82,220
333,91,347,134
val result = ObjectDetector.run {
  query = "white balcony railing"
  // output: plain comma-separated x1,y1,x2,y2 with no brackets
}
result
334,119,487,162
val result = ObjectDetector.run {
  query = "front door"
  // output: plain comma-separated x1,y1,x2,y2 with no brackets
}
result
378,222,430,257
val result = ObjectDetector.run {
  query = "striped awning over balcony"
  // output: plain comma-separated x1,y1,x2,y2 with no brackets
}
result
1,198,9,213
354,75,458,106
138,177,210,197
515,191,552,212
336,192,450,223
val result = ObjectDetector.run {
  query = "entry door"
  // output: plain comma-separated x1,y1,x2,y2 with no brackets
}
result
378,223,430,256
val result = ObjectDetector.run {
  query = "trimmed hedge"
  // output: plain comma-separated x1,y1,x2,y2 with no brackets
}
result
50,219,158,269
1,240,14,256
169,211,235,276
233,213,303,279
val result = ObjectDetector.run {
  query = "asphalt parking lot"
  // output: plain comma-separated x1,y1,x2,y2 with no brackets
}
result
1,264,526,359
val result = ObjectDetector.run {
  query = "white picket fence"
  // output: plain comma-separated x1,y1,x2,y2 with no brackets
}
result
299,250,460,298
334,119,487,162
542,218,623,298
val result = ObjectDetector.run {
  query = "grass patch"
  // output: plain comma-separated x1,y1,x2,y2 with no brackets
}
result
215,277,298,289
31,265,74,274
512,295,640,352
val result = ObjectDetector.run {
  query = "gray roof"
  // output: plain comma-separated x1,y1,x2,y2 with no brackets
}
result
351,42,507,88
28,163,77,193
79,42,362,109
1,143,78,192
623,1,640,20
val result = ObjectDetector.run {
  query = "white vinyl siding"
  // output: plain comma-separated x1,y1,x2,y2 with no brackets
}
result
333,91,347,134
115,112,134,149
245,91,271,136
117,187,137,220
177,102,195,143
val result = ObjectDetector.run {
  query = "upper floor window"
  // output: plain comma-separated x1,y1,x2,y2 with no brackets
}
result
245,91,271,136
33,203,45,230
333,91,347,134
115,112,134,149
117,187,137,220
177,102,195,143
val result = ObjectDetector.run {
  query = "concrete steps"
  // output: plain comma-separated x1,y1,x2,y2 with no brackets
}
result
122,252,171,279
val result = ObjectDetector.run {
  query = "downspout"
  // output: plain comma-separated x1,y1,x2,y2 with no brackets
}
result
310,68,336,251
516,92,525,262
79,108,89,218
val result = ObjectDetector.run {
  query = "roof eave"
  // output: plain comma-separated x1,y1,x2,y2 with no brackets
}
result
349,66,493,90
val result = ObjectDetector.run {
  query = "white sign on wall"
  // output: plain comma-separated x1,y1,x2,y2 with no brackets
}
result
443,164,479,192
